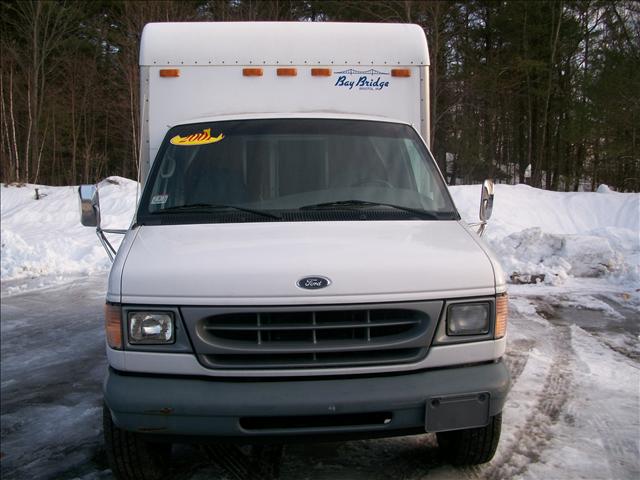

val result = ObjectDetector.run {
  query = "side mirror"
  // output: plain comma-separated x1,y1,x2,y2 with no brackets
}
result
479,179,494,222
79,184,101,227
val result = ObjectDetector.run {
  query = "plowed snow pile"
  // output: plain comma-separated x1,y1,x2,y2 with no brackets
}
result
1,178,137,291
1,179,638,292
451,184,640,285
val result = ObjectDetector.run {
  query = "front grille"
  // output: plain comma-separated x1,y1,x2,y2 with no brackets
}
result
182,302,442,370
202,310,421,344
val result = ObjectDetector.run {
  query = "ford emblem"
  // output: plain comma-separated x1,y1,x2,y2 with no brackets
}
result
297,276,331,290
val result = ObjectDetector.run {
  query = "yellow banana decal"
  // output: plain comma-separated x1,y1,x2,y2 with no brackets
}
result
170,128,224,146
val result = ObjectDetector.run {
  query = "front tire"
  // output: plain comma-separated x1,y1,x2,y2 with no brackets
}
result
103,405,172,480
436,413,502,465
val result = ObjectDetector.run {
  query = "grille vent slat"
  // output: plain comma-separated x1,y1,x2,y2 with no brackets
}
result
203,318,420,332
202,348,426,369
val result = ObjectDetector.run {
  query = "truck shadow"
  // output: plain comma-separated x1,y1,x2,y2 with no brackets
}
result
169,434,445,480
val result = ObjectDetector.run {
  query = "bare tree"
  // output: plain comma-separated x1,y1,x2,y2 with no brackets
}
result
2,0,80,182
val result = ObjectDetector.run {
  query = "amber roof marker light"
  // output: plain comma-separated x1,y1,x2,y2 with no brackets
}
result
159,69,180,77
311,68,332,77
243,68,264,76
391,68,411,77
277,68,297,76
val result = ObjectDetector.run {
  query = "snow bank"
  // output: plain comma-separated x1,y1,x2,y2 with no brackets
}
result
450,184,640,285
1,179,638,291
1,177,137,289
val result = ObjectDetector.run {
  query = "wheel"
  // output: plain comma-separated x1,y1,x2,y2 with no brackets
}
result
103,404,172,480
436,413,502,465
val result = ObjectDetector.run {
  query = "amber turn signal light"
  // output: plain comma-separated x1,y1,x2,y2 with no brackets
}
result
105,303,123,350
495,294,508,339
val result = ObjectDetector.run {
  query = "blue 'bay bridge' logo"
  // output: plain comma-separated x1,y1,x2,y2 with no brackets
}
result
334,69,390,91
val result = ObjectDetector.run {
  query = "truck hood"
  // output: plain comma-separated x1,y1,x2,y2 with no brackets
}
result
118,221,497,305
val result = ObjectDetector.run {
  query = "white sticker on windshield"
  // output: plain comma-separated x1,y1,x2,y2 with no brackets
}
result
151,194,168,205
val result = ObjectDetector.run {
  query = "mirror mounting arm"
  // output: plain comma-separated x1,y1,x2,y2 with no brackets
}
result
96,228,127,262
79,184,127,262
468,221,487,236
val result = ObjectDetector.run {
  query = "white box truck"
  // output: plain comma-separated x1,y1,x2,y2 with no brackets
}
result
79,22,509,479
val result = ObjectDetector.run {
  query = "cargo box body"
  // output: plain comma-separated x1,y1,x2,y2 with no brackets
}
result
139,22,430,183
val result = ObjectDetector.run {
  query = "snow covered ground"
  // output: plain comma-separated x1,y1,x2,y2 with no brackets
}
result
1,274,638,480
1,179,639,479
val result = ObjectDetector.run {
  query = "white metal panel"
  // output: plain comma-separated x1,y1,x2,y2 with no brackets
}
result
140,22,429,67
460,222,508,293
106,343,126,371
179,112,413,126
107,338,506,377
119,220,496,304
107,227,141,301
421,66,430,146
139,66,151,184
147,65,422,165
121,288,496,307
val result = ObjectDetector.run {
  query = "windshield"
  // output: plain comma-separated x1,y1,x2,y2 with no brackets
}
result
138,119,458,224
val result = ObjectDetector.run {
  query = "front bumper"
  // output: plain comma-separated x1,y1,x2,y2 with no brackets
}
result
105,361,510,440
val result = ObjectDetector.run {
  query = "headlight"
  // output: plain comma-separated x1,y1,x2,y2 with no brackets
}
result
128,312,174,344
446,303,491,336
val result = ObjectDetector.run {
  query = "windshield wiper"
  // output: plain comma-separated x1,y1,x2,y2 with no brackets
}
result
299,200,440,219
157,203,282,219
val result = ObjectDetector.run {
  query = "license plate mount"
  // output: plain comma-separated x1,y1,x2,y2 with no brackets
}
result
425,392,490,432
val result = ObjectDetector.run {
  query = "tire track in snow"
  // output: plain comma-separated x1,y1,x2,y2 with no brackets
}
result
587,333,640,362
476,324,574,480
588,410,637,477
569,326,640,478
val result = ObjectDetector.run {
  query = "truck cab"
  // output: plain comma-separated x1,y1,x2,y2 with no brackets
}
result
80,22,509,479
